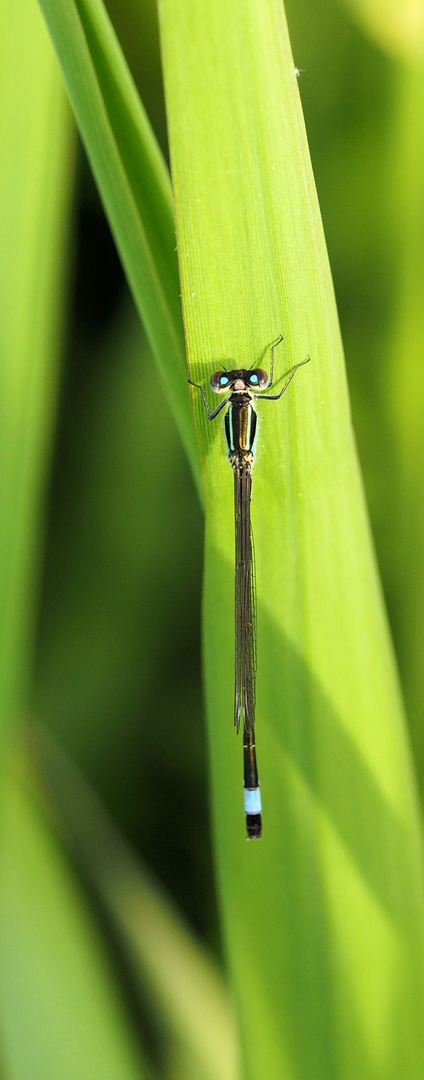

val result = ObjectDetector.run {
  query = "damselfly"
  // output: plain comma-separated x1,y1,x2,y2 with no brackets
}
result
189,336,309,839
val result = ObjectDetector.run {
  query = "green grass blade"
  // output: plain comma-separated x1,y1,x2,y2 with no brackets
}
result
0,0,74,749
37,0,200,489
0,764,150,1080
158,1,424,1076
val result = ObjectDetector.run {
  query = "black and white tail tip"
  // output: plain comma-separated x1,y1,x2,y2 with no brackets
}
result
244,783,262,839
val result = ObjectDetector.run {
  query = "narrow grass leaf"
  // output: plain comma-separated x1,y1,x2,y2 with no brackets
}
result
158,0,424,1077
37,0,200,488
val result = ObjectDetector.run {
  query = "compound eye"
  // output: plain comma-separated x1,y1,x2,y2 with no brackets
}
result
250,368,269,388
210,371,229,392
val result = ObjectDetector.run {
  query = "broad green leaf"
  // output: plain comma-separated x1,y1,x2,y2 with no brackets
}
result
0,0,74,749
0,765,149,1080
158,1,424,1077
30,726,239,1080
37,0,200,490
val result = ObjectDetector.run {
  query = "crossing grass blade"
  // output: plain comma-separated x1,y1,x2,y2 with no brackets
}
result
37,0,200,491
157,0,424,1076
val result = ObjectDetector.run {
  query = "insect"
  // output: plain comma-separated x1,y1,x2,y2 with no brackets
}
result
189,336,309,838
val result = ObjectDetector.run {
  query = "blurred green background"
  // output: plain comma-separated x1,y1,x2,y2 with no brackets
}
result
1,0,423,1075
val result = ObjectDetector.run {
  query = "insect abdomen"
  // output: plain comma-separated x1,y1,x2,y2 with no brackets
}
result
225,399,257,459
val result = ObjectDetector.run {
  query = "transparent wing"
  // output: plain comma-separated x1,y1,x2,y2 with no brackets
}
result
234,462,257,734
